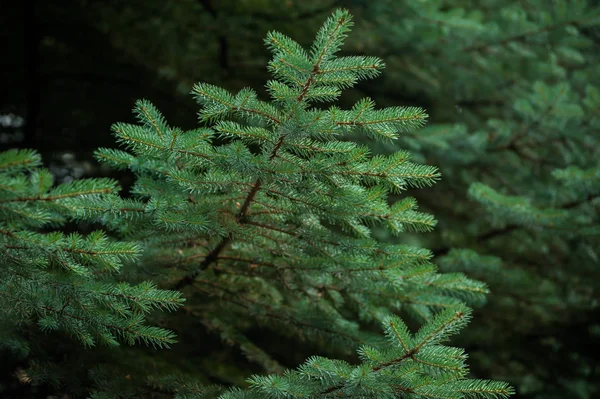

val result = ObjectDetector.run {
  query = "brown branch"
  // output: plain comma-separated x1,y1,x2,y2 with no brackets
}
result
172,12,350,290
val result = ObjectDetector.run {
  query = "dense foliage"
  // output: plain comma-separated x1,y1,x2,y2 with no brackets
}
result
0,9,515,399
1,1,598,398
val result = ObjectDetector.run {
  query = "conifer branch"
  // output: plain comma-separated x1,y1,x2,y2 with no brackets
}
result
0,188,115,203
173,13,350,289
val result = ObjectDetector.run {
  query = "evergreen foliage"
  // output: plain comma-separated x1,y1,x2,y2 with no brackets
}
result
3,0,599,398
343,2,600,396
0,9,515,398
0,148,183,351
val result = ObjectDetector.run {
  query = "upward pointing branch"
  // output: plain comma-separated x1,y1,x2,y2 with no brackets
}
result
171,14,349,290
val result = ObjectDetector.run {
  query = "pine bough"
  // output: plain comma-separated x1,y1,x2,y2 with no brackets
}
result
0,9,513,399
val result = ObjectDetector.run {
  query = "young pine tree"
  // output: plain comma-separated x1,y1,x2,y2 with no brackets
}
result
2,9,513,399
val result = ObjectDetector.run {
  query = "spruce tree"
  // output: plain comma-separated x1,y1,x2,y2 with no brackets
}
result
0,9,514,398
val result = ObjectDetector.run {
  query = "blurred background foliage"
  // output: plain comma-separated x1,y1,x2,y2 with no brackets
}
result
1,1,599,398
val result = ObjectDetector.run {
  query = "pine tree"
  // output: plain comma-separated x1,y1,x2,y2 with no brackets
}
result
0,9,514,399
